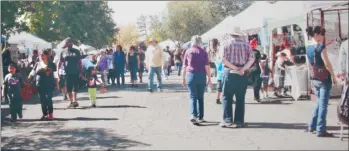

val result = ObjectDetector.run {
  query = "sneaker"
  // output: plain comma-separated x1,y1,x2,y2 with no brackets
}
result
90,104,96,108
48,113,53,120
317,132,334,137
235,122,247,128
157,89,163,92
68,103,75,108
18,114,23,119
63,95,68,101
197,119,206,123
304,129,316,133
147,89,153,93
40,115,48,120
216,99,222,104
73,101,79,107
219,122,232,128
254,98,261,102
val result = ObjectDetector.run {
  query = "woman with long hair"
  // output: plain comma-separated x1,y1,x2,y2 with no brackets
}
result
28,50,59,120
126,46,140,87
208,39,219,77
305,26,337,137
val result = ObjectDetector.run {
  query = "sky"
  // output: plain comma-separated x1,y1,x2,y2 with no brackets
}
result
108,1,168,26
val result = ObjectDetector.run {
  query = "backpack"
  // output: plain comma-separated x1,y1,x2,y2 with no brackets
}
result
337,85,349,125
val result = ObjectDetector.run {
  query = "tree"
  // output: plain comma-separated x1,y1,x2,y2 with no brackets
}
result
117,24,139,50
147,14,167,42
208,0,253,19
0,1,31,37
136,14,148,37
24,1,117,48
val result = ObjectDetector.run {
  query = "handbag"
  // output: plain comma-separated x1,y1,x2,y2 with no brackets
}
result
310,45,330,81
337,85,349,125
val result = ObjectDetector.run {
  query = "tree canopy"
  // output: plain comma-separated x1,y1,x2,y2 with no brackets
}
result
117,24,139,50
147,0,253,43
1,1,117,48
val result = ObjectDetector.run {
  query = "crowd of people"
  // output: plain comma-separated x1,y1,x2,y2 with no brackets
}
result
1,25,348,138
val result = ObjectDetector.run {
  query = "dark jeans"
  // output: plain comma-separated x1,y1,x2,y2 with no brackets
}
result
7,94,22,120
115,70,125,85
38,89,53,116
108,69,115,84
251,71,262,99
222,71,248,124
186,72,206,120
309,80,332,135
167,65,171,76
176,62,182,76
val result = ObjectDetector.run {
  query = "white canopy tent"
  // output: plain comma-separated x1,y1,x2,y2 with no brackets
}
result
158,39,181,50
7,32,52,53
79,44,97,55
200,16,235,43
232,1,275,35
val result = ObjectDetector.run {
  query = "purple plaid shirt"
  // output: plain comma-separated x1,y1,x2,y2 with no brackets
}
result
219,36,254,67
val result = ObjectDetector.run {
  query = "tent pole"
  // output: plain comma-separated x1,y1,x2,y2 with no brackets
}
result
338,10,342,39
320,9,325,45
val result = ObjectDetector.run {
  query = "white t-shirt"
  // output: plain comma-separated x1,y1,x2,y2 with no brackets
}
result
163,51,170,62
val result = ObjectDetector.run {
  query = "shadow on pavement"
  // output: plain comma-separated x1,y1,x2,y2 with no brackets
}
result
196,121,220,127
53,105,147,110
18,117,119,122
77,96,121,101
245,100,293,105
244,122,341,131
1,127,150,150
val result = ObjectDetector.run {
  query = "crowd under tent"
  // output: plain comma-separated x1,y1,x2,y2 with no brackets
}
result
7,32,52,53
79,44,97,55
265,1,348,97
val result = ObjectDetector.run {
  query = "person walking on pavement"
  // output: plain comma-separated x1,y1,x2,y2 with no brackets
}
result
57,38,84,108
165,46,174,76
174,48,183,76
182,35,212,125
249,39,262,102
162,49,171,80
305,26,337,137
113,45,126,87
96,50,109,87
29,50,59,120
107,49,115,85
138,46,146,83
219,26,255,128
126,46,140,87
145,38,164,92
2,63,24,122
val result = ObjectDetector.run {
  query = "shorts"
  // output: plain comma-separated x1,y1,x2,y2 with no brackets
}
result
261,76,269,87
59,75,66,88
217,80,223,92
66,74,79,93
139,62,145,73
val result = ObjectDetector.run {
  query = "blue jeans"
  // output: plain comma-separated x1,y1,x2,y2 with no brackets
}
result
176,62,182,76
148,66,162,90
309,80,332,135
186,72,206,120
222,71,248,124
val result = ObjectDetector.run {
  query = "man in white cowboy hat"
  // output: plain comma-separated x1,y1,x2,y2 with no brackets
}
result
145,38,164,92
218,26,255,128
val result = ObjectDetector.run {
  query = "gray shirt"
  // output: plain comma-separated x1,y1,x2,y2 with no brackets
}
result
3,73,24,97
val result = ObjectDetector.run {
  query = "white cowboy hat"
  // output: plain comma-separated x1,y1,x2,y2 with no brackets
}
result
149,38,157,42
229,26,244,36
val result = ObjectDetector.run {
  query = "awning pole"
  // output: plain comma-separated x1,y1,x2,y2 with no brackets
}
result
338,10,342,39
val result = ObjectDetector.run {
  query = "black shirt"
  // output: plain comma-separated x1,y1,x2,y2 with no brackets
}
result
88,74,98,88
60,48,82,75
32,61,57,90
250,49,261,72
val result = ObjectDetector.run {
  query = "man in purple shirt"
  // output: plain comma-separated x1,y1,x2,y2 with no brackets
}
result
219,26,255,128
182,35,212,125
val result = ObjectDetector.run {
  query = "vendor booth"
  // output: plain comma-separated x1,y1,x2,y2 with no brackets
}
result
266,1,348,100
8,32,52,53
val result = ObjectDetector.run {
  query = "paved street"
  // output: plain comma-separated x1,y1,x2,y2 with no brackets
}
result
1,73,348,150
